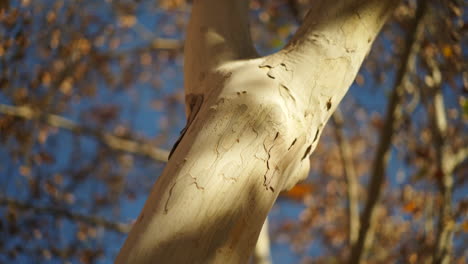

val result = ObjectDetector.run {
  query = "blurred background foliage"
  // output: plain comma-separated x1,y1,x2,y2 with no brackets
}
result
0,0,466,263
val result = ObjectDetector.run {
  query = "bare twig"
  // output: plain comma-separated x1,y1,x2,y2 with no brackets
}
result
348,1,428,263
0,197,131,233
332,108,360,246
0,104,170,162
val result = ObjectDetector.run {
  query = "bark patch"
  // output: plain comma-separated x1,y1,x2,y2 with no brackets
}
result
164,181,177,214
263,132,280,192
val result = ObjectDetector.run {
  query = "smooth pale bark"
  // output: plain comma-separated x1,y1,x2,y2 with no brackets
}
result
116,1,397,263
332,109,359,246
252,218,272,264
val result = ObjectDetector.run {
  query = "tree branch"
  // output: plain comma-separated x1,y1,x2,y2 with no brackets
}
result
260,0,399,146
332,108,360,246
421,38,463,264
115,1,399,262
101,37,183,59
184,0,256,96
0,104,169,162
0,197,131,233
279,0,397,97
348,1,428,263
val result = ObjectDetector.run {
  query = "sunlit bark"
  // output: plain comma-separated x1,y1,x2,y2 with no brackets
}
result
116,0,397,263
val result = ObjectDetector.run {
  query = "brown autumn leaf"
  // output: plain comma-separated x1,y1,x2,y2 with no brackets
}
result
34,151,55,164
19,166,31,177
281,183,314,201
355,73,365,86
402,201,418,214
462,221,468,233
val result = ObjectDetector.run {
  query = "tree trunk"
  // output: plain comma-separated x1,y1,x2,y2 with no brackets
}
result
115,1,397,263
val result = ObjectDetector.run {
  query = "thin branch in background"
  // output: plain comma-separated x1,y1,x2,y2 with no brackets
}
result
0,197,131,233
421,49,467,264
348,0,428,263
0,104,170,162
332,108,359,246
425,63,452,264
102,38,183,59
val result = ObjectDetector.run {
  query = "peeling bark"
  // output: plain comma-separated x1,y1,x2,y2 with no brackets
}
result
116,1,397,263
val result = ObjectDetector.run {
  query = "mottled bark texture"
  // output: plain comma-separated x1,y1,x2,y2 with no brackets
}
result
116,1,397,263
